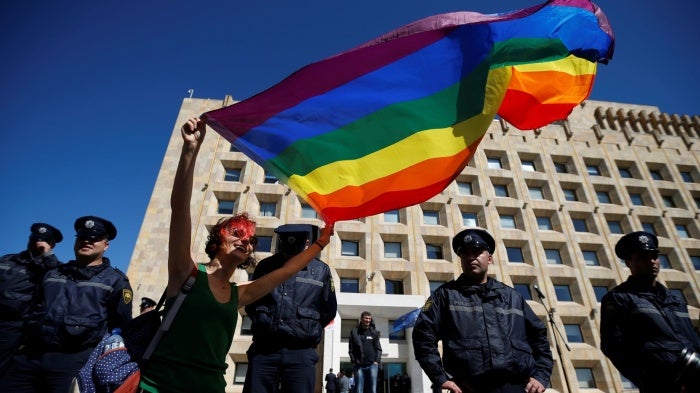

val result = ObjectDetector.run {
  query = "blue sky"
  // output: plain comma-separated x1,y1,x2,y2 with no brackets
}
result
1,0,697,273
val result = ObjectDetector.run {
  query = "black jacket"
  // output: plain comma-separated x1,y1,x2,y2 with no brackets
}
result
0,250,59,321
28,258,132,351
601,276,700,392
349,323,382,365
412,277,552,388
246,253,337,350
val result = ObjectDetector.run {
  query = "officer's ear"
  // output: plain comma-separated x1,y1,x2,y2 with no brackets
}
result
104,240,110,251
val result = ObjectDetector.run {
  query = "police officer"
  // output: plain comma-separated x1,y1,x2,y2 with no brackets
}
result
243,224,337,393
413,228,553,393
601,231,700,393
0,223,63,377
139,297,157,315
1,216,133,393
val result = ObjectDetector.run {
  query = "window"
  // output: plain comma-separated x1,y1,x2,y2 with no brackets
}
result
618,167,633,178
536,216,553,230
554,284,573,301
696,196,700,210
224,168,241,182
462,212,478,227
256,236,273,253
596,190,611,204
494,184,509,197
386,279,404,295
630,192,644,206
545,249,563,265
607,220,623,234
457,181,473,195
572,218,589,232
649,169,663,180
487,157,503,169
506,247,525,263
658,254,671,269
582,251,600,266
341,240,359,256
575,368,596,388
429,281,445,296
563,188,578,202
218,200,235,214
500,214,516,229
592,285,608,302
676,224,690,239
662,195,676,208
240,316,253,335
341,319,356,338
423,210,440,225
340,278,359,293
384,242,402,258
586,164,601,176
426,244,443,260
680,171,694,183
521,160,536,172
642,222,657,235
234,363,248,385
259,202,277,217
301,204,318,219
384,210,400,223
691,256,700,270
554,162,568,174
513,283,532,300
263,171,279,184
388,320,406,340
529,186,544,200
564,324,584,343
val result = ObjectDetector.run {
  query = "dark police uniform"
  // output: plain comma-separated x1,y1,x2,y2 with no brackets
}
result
413,228,553,393
243,224,337,393
601,231,700,393
2,216,133,393
0,223,62,376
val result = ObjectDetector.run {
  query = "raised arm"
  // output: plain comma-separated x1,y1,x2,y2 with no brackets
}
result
168,117,206,296
238,224,334,307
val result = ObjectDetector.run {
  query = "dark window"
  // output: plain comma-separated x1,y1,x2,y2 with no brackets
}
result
218,200,235,214
224,168,241,182
341,240,359,256
426,244,443,260
506,247,524,263
592,286,608,302
554,284,573,301
564,324,584,343
513,283,532,300
340,278,359,293
386,280,404,295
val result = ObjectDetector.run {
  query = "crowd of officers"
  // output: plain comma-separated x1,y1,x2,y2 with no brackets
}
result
1,218,699,393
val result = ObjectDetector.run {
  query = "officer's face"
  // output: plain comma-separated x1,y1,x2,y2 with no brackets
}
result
626,250,660,278
459,248,492,283
74,236,109,262
27,237,52,256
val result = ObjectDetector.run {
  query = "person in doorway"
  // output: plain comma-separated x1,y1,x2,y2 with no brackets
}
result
349,311,382,393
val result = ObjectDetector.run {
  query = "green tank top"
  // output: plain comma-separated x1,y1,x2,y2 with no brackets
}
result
140,264,238,393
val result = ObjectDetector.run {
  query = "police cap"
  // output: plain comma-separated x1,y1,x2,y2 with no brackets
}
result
615,231,658,260
140,297,157,309
275,224,319,253
30,223,63,244
452,228,495,255
74,216,117,241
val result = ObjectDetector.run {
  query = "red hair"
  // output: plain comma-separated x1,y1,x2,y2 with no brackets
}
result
205,213,257,268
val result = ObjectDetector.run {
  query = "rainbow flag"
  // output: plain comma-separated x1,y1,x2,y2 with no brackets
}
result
205,0,614,224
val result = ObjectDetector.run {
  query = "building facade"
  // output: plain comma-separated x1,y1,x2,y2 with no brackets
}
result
126,96,700,393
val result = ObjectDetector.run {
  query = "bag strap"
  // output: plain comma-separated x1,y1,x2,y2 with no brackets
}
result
142,265,198,362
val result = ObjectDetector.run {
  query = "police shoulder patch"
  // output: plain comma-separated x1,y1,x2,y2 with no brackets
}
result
422,297,433,312
122,288,133,304
330,277,335,292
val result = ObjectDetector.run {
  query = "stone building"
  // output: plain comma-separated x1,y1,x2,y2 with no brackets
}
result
126,96,700,392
